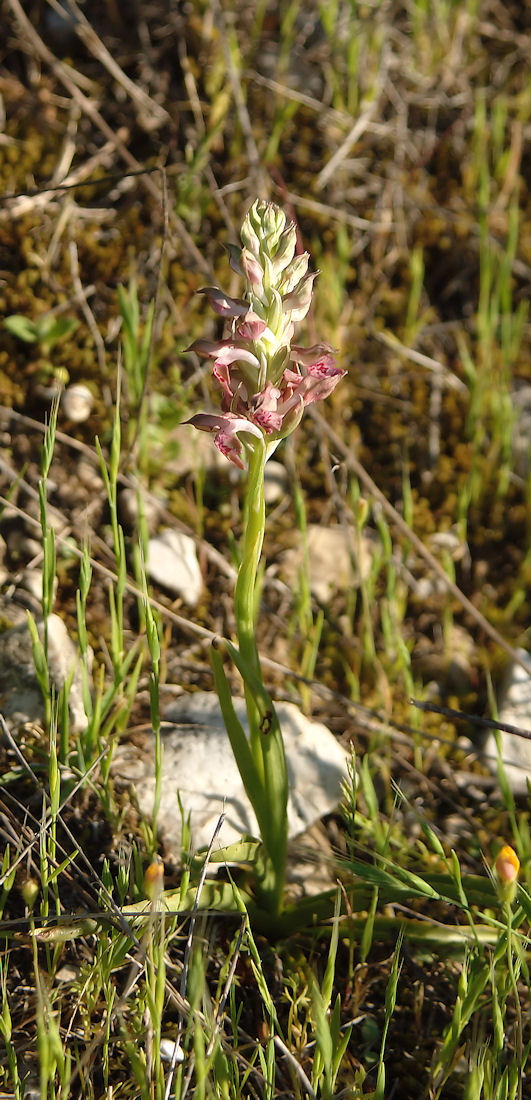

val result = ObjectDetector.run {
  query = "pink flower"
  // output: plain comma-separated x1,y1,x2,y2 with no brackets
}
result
252,383,283,432
184,201,346,467
185,412,264,470
236,312,269,341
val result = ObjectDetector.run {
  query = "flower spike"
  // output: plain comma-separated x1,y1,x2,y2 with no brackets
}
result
185,200,346,466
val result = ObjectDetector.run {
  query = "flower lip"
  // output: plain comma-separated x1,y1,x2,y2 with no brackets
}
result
212,360,234,398
187,338,261,373
185,411,264,469
252,382,283,433
212,342,261,370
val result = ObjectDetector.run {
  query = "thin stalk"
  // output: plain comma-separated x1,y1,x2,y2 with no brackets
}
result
234,440,266,756
231,438,288,915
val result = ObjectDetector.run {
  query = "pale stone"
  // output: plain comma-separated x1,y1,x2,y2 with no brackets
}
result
117,691,348,854
20,568,45,601
0,611,90,734
6,528,39,559
46,614,91,733
483,650,531,794
160,1040,184,1065
146,529,202,607
281,524,373,603
62,384,93,423
76,459,101,491
55,964,80,982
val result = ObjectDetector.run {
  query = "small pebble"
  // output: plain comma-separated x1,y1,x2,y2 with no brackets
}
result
20,568,46,601
62,383,93,423
160,1039,184,1064
55,964,79,983
483,650,531,795
282,524,373,603
147,529,202,607
77,459,101,491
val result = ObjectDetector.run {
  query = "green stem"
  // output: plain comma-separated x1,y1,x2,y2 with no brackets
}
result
232,439,288,914
234,440,266,759
504,902,523,1099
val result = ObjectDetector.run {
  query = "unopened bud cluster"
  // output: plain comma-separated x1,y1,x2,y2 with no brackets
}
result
186,200,345,468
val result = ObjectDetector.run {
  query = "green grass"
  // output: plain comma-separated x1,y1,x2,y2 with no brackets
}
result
0,0,530,1096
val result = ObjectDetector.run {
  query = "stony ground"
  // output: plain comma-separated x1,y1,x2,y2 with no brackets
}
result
0,1,530,1097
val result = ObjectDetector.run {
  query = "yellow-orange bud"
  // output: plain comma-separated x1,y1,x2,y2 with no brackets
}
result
495,845,520,885
21,877,39,910
143,856,164,901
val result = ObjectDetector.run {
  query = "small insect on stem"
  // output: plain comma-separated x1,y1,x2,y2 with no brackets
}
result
260,710,273,736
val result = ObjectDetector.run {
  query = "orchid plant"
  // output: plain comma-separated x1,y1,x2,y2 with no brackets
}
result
186,200,345,915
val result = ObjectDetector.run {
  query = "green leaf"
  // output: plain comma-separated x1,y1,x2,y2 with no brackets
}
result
210,643,266,825
3,314,38,342
192,837,262,867
321,889,341,1012
214,636,288,829
43,317,79,347
26,611,50,699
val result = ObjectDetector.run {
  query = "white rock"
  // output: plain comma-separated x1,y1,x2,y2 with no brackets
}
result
483,650,531,794
0,611,90,734
55,963,80,982
117,691,348,854
20,567,46,601
160,1039,184,1064
46,614,91,733
146,530,202,607
282,525,374,603
62,384,93,423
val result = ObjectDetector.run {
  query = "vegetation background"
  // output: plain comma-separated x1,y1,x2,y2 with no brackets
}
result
0,1,529,1097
